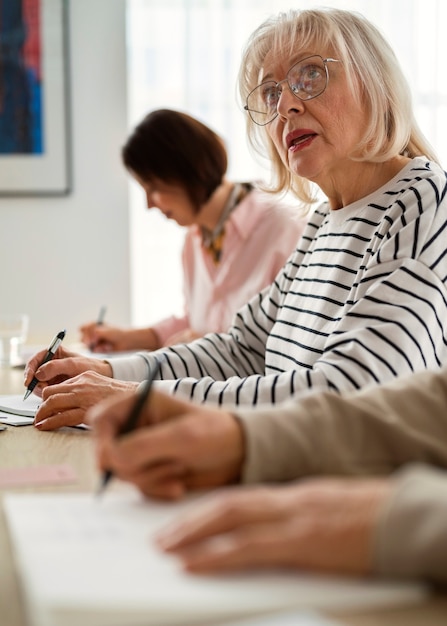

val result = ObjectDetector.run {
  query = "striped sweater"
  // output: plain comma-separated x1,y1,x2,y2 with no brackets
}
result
110,157,447,407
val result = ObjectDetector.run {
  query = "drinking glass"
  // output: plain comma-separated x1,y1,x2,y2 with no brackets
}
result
0,314,29,367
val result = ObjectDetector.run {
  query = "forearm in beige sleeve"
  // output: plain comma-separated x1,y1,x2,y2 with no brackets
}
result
374,464,447,584
235,367,447,483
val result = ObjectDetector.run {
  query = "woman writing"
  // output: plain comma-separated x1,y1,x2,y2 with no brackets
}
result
26,8,447,430
80,108,304,352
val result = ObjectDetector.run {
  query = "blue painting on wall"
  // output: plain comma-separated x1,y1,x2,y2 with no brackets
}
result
0,0,43,154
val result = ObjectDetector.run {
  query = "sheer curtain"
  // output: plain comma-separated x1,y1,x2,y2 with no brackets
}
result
126,0,447,327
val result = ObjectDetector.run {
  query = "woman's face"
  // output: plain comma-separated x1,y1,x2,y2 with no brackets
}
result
132,174,197,227
264,49,368,192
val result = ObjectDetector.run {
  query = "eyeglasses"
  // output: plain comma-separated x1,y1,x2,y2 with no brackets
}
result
244,55,339,126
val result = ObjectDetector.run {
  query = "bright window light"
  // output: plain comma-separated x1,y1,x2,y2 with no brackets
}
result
126,0,446,327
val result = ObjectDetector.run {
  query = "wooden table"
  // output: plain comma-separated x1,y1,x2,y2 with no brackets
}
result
1,367,446,626
0,367,99,626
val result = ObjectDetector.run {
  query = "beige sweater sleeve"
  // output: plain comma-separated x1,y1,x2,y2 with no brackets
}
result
374,464,447,583
235,366,447,483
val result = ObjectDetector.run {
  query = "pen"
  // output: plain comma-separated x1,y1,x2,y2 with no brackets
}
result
89,305,107,351
97,305,107,325
23,329,66,400
96,357,161,497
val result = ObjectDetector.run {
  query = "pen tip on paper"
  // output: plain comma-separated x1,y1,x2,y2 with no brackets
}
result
23,390,31,401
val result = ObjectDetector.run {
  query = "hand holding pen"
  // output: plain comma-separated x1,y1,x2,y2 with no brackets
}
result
96,358,161,497
23,329,66,400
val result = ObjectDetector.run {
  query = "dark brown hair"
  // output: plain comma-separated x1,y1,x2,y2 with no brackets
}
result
122,108,228,211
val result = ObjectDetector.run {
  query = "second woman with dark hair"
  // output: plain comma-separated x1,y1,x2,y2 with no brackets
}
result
80,108,305,352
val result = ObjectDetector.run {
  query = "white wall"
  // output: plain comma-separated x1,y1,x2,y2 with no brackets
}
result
0,0,130,345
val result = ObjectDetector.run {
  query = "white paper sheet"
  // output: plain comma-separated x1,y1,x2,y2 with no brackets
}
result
0,411,34,426
0,395,89,429
3,489,428,626
0,394,40,425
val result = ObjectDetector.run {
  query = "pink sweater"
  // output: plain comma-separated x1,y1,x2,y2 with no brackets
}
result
152,188,306,344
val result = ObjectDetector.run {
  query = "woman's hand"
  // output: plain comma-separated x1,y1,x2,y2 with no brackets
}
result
24,345,113,397
156,478,390,575
80,323,161,353
89,389,245,500
79,322,131,353
33,371,138,430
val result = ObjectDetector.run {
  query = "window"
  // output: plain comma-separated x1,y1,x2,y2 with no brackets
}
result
126,0,447,326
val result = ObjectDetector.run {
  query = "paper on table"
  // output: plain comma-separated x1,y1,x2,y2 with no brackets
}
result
80,348,141,359
0,412,34,426
0,394,40,426
0,394,40,416
0,395,89,429
3,489,428,626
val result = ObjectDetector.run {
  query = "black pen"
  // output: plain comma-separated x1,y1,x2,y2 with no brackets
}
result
97,305,107,326
96,358,161,497
23,329,66,400
89,305,107,351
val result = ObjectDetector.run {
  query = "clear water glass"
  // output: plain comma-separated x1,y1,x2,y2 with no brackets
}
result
0,314,29,367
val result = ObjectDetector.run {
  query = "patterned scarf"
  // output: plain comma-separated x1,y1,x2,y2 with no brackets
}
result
201,182,252,264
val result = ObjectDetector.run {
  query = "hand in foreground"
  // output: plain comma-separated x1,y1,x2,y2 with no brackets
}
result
89,389,245,500
24,345,112,397
79,322,130,353
34,371,138,430
156,478,391,575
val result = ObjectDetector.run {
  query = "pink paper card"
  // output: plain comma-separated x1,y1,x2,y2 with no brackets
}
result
0,464,77,488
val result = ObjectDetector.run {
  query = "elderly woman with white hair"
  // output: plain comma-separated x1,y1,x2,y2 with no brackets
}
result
26,8,447,433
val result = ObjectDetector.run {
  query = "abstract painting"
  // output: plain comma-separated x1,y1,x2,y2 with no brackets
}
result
0,0,70,195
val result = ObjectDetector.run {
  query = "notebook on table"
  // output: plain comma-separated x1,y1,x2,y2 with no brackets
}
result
0,394,89,429
0,394,40,425
3,487,428,626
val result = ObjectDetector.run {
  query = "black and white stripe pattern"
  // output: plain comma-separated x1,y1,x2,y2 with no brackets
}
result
125,158,447,407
